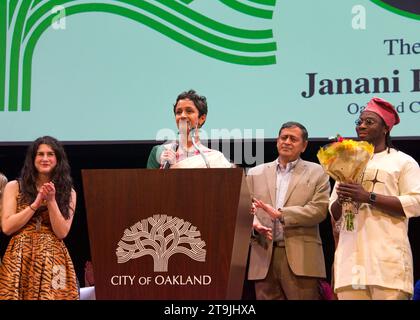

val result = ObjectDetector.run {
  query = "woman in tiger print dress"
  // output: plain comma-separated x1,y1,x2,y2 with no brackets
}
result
0,136,78,300
0,172,8,266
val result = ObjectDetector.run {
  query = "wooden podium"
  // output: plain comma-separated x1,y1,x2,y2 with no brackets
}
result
82,168,253,300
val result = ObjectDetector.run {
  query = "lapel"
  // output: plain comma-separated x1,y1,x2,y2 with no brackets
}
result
283,158,306,205
263,160,277,206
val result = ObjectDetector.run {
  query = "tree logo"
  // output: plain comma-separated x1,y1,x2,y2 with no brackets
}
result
116,214,206,272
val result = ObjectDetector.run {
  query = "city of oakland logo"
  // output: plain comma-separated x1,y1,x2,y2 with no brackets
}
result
116,214,206,272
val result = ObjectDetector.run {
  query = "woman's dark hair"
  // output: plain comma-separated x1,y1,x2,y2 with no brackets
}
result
20,136,73,219
173,89,208,126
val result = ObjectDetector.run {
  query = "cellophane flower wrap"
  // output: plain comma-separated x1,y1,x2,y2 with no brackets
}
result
317,136,374,232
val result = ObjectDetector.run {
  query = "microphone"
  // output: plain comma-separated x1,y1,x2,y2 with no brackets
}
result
162,141,178,169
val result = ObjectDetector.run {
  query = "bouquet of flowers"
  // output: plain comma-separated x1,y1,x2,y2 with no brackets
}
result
317,135,374,232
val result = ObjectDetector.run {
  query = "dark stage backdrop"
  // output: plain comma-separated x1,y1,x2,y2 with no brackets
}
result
1,138,419,297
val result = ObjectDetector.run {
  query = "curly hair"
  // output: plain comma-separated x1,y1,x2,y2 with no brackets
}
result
19,136,73,219
173,89,208,127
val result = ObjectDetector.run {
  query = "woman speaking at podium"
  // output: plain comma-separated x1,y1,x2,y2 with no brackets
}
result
147,90,232,169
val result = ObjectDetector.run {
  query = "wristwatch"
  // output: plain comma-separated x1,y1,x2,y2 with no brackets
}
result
278,208,285,224
368,192,377,204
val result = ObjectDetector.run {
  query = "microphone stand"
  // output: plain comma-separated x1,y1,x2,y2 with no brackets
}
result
191,127,210,168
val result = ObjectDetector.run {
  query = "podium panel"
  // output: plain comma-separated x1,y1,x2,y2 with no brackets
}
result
82,168,253,300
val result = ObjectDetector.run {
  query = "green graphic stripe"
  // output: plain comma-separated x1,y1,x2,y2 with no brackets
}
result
8,0,18,27
22,3,276,109
247,0,276,6
178,0,194,4
157,0,273,39
25,0,273,45
32,0,45,9
8,0,31,111
24,0,276,53
219,0,273,19
24,0,73,33
370,0,420,20
124,0,276,52
0,1,6,110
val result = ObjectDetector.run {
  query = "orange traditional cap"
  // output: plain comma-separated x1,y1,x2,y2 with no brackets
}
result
364,97,400,131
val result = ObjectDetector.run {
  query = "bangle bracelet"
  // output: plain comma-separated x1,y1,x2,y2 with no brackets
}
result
29,204,36,211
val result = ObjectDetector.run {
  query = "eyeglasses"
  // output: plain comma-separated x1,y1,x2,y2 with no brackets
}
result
355,118,377,126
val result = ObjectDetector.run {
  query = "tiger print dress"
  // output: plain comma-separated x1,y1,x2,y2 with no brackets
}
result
0,193,79,300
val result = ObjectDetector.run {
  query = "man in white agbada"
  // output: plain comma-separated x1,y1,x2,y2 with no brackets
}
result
147,90,232,169
330,97,420,300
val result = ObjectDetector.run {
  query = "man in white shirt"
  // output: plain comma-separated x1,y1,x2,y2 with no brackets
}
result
330,97,420,299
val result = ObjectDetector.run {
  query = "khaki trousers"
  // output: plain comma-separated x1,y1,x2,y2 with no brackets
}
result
254,245,321,300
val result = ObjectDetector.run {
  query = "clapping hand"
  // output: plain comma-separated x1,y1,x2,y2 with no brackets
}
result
32,189,45,209
253,220,273,241
40,182,56,203
253,198,280,220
